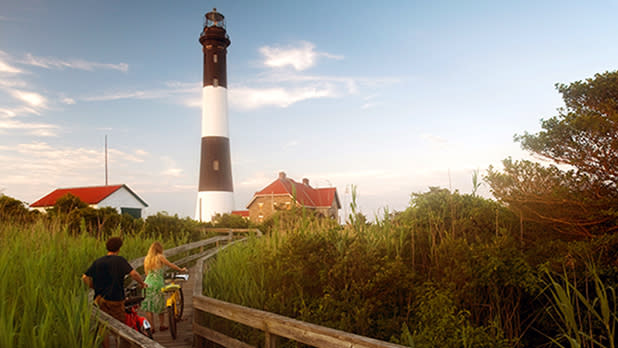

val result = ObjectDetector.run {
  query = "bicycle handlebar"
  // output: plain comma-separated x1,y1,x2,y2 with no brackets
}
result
165,272,189,281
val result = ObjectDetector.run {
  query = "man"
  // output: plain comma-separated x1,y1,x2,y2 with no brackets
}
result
82,237,147,348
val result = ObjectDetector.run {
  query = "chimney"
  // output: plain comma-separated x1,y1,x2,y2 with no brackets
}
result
278,171,286,180
302,178,309,186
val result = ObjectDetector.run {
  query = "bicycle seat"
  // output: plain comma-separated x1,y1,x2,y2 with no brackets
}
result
125,296,144,307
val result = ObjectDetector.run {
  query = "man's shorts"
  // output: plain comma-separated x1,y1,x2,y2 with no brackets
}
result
94,295,126,323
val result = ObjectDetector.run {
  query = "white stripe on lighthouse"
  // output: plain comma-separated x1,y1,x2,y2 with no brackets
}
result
201,86,229,137
196,191,234,222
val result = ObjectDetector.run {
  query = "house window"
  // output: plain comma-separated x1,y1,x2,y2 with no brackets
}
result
213,160,219,171
121,207,141,219
258,214,263,223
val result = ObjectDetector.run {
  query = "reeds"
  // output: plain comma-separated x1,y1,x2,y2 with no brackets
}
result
544,262,617,348
0,220,167,347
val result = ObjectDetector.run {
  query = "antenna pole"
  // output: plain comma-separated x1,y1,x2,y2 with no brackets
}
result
105,135,108,186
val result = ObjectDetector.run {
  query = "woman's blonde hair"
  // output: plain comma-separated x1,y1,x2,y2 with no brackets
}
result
144,241,164,273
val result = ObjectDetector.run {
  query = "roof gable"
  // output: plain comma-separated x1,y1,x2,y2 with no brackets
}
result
30,185,148,208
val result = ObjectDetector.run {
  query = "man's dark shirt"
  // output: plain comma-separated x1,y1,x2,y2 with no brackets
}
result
84,255,133,301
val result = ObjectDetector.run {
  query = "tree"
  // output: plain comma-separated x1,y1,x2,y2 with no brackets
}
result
0,195,36,223
487,71,618,237
211,213,250,228
51,193,88,215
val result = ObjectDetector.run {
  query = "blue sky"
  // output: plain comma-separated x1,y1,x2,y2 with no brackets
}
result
1,0,617,219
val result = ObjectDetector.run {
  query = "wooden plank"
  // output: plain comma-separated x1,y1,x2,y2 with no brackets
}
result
193,323,256,348
172,245,224,267
205,228,263,236
193,296,407,348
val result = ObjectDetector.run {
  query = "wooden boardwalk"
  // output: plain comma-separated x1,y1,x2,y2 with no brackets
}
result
103,231,404,348
141,265,198,348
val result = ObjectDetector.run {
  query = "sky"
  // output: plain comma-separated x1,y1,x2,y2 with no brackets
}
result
1,0,618,220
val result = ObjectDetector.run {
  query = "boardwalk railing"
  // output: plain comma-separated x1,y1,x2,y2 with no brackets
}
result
191,232,407,348
93,228,256,348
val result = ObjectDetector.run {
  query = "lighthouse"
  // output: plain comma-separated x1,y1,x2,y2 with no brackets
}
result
196,8,234,222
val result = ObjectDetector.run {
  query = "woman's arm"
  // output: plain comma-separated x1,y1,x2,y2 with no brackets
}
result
129,270,148,288
160,255,188,272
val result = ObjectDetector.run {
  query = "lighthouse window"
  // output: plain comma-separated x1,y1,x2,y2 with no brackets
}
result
213,160,219,171
213,54,218,63
213,78,219,87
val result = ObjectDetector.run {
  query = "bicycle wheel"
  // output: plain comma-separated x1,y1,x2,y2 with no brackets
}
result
167,305,177,339
175,287,184,321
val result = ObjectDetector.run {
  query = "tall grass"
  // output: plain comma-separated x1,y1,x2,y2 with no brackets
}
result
203,236,267,307
0,220,178,347
201,189,617,347
544,263,617,348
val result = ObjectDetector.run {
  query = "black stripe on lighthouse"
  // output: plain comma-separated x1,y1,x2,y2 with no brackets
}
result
198,136,233,192
202,41,228,88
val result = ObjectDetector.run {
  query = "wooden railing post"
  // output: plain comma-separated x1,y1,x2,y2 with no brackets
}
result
265,331,279,348
193,308,207,348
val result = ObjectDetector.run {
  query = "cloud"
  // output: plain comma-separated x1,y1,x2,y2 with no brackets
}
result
83,82,199,103
0,108,16,117
0,118,59,137
229,85,336,110
259,41,343,71
22,53,129,72
71,42,394,112
0,60,22,74
160,156,183,177
61,97,76,105
0,142,172,204
361,94,381,109
239,172,276,187
108,148,146,163
9,89,47,108
284,140,299,149
421,133,449,146
135,149,149,157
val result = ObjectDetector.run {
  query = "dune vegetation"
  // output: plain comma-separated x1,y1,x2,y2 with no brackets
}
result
202,71,618,347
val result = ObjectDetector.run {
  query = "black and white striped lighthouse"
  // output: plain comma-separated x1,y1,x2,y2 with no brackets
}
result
196,8,234,222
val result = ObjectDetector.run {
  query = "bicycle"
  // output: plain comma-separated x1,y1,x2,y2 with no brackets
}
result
161,272,189,339
125,285,153,339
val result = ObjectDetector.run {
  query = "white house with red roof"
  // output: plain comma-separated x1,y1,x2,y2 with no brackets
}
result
246,172,341,223
30,184,148,218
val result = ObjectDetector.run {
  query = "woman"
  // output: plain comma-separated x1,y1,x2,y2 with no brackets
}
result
142,241,187,332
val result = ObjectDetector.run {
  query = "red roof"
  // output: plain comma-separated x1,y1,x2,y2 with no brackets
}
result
248,173,340,209
30,185,147,208
231,210,250,217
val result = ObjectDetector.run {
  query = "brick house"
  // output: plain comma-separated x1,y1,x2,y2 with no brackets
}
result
246,172,341,223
